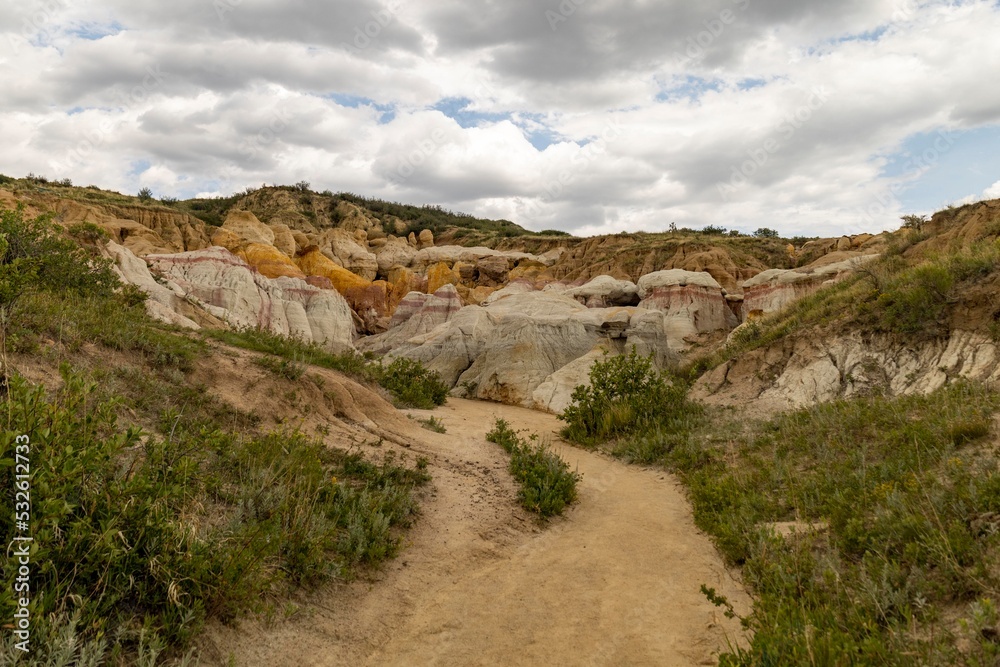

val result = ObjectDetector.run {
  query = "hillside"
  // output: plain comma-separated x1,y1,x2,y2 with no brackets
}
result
691,198,1000,412
0,192,751,665
4,177,1000,665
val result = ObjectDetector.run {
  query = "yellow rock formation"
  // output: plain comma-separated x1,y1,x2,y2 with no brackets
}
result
297,248,371,293
427,261,460,293
236,243,306,279
210,228,244,251
221,210,275,245
508,260,550,282
387,266,424,312
268,223,297,257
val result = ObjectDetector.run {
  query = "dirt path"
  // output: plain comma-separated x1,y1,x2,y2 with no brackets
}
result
201,398,750,667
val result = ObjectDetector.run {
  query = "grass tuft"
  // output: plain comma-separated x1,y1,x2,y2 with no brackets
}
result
486,419,580,517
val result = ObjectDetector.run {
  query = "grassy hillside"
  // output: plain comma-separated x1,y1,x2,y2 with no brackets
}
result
555,200,1000,664
688,201,1000,377
562,348,1000,664
0,206,441,665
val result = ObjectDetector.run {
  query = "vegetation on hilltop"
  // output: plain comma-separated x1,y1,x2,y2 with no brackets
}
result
0,175,822,253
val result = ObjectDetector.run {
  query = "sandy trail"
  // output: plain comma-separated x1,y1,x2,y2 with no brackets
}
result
202,398,749,667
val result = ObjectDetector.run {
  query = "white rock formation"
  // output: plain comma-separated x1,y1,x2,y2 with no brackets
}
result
693,330,1000,412
742,254,879,316
372,289,670,411
564,276,640,308
636,270,736,336
103,241,201,330
374,236,418,274
361,285,463,356
144,247,356,351
531,345,614,414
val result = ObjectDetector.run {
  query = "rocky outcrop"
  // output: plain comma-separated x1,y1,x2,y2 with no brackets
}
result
531,345,615,414
637,270,736,337
454,294,637,407
409,246,550,272
742,254,878,316
375,236,417,274
317,229,379,281
268,223,297,257
103,241,205,329
235,243,306,280
564,276,640,308
100,205,212,255
145,247,356,351
362,285,464,356
217,210,275,246
693,331,1000,413
371,288,675,411
427,262,461,293
296,247,389,332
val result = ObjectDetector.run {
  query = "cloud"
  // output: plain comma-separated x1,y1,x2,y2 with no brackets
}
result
985,180,1000,199
1,0,999,237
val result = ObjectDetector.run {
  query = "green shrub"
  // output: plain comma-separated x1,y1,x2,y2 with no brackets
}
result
872,263,954,335
137,187,153,201
67,221,111,244
0,205,118,311
0,369,429,659
560,348,692,444
486,419,580,517
375,357,449,409
417,416,447,433
865,242,1000,337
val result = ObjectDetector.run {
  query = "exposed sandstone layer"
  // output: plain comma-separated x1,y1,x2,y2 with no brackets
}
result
144,247,356,351
693,331,1000,413
741,254,878,316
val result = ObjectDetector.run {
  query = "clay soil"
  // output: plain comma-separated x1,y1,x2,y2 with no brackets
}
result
199,395,750,667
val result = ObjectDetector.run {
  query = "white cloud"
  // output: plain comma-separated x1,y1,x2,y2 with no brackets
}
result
984,180,1000,200
1,0,1000,237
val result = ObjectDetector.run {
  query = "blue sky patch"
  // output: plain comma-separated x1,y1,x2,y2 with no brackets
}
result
67,21,124,41
737,78,768,91
881,125,1000,211
834,25,888,44
325,93,395,123
656,76,723,103
431,97,508,129
128,159,151,179
511,113,565,151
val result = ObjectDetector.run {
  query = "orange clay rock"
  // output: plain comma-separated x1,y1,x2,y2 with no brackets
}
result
387,266,426,313
296,247,390,332
427,261,461,293
508,259,551,282
217,210,274,245
235,243,306,280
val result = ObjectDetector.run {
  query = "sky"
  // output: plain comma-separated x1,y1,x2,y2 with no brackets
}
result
2,0,1000,237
